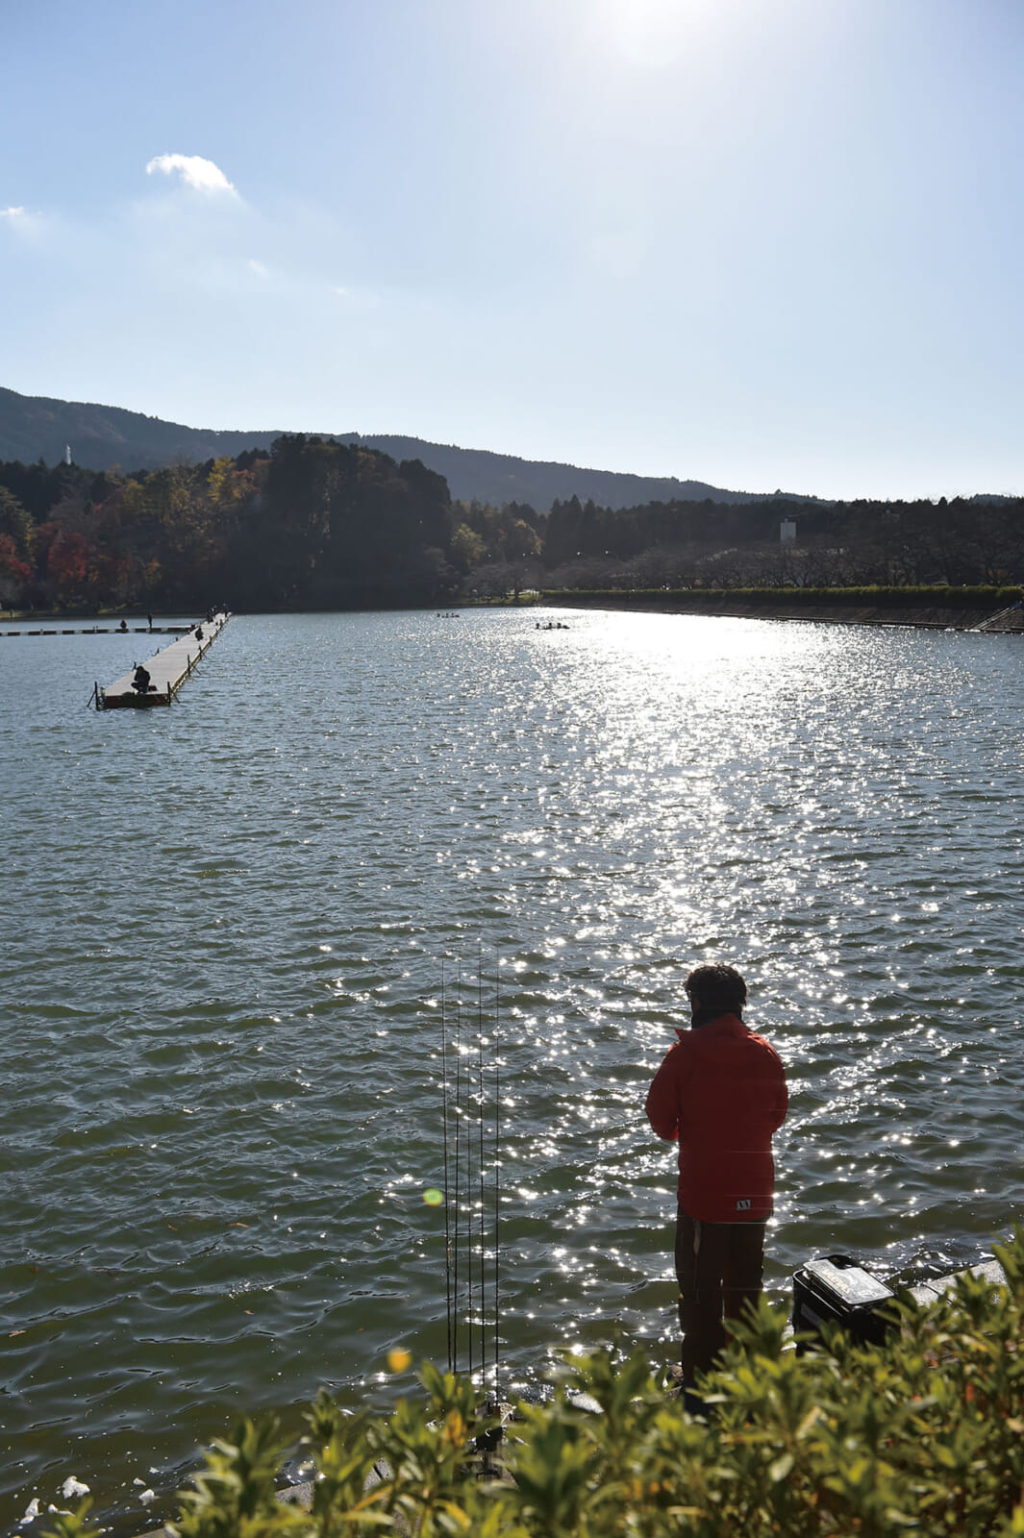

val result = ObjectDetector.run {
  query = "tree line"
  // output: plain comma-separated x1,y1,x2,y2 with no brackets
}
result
529,490,1024,594
0,438,460,611
2,435,1023,610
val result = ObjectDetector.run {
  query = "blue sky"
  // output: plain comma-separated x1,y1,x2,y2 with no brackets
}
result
2,0,1023,500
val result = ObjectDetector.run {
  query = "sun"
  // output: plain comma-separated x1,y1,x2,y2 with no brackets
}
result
596,0,716,69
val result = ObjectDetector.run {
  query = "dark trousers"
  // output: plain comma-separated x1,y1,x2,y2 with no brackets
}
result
674,1206,766,1385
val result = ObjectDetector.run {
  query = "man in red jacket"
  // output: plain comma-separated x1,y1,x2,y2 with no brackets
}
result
645,964,787,1393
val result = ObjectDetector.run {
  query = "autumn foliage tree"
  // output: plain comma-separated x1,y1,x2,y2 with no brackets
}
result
0,438,461,611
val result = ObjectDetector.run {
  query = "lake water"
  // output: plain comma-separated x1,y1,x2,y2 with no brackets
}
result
2,608,1023,1530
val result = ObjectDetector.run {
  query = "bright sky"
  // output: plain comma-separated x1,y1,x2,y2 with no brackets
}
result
2,0,1023,500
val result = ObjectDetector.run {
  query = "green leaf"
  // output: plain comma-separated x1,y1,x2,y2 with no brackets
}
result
769,1451,795,1483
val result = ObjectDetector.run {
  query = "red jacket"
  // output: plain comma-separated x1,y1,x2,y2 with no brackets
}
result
645,1014,787,1223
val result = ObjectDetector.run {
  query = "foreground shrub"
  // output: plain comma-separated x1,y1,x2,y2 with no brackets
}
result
46,1231,1024,1536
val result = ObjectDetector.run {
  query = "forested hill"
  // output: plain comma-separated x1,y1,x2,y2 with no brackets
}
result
336,435,756,509
0,384,764,510
0,386,286,477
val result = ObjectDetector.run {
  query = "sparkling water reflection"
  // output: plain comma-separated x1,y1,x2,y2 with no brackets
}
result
2,609,1023,1528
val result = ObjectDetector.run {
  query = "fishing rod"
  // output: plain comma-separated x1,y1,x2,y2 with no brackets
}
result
493,959,501,1390
438,952,504,1392
452,966,462,1377
440,961,453,1374
478,956,486,1387
465,969,474,1383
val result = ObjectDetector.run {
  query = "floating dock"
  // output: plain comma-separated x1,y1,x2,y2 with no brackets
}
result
95,613,229,710
1,624,197,637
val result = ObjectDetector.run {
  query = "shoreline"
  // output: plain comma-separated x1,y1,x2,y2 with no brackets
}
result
5,598,1024,634
543,593,1024,633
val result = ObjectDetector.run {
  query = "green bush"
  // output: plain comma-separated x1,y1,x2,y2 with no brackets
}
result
46,1231,1024,1537
542,585,1024,608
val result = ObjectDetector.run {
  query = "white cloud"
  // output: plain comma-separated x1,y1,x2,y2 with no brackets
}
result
330,282,382,311
145,154,237,195
248,258,269,277
0,205,45,239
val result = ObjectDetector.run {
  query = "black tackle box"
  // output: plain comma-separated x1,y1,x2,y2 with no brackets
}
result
792,1254,895,1347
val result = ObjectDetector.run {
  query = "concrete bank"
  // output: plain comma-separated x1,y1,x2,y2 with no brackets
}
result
546,594,1024,633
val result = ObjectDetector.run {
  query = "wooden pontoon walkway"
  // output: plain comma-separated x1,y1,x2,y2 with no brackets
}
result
1,622,204,637
96,612,230,710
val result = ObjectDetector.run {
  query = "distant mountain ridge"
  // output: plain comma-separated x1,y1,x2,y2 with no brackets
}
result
0,383,784,510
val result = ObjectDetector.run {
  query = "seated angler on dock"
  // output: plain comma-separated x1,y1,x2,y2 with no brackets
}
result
132,663,153,694
645,964,788,1407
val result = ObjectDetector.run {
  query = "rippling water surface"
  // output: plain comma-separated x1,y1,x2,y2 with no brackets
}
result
3,609,1024,1529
